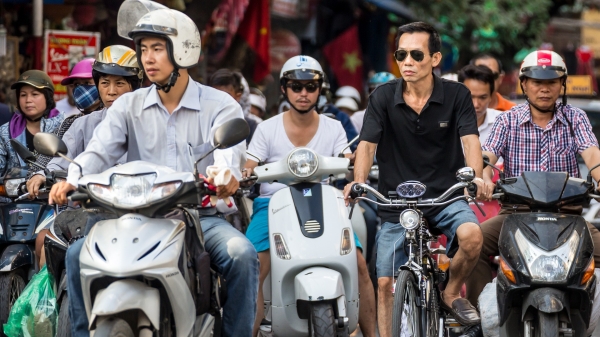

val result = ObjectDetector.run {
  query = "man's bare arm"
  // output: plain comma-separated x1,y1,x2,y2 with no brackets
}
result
343,141,376,205
581,146,600,184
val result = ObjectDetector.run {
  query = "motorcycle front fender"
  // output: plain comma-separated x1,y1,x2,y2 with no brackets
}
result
521,287,568,320
89,279,160,330
0,244,33,272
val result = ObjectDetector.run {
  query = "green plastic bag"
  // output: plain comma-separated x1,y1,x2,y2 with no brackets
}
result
2,265,58,337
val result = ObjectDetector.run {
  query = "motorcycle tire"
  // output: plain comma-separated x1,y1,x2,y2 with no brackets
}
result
0,269,26,337
57,294,71,337
535,312,558,337
94,317,134,337
392,270,422,337
308,302,336,337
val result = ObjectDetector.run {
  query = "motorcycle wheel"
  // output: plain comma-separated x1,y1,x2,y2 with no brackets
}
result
0,269,26,337
57,294,71,337
425,276,439,337
392,270,422,337
308,302,336,337
534,312,558,337
94,317,134,337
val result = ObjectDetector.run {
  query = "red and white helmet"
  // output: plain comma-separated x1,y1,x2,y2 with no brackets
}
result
519,50,567,80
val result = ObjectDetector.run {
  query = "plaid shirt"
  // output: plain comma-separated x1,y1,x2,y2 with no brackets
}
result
482,103,599,178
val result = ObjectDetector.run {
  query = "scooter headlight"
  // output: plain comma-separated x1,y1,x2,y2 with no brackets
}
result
88,173,182,209
287,148,318,178
515,229,579,283
399,209,420,230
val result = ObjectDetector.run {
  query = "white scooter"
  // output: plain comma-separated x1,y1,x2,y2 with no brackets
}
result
249,146,360,337
32,119,249,337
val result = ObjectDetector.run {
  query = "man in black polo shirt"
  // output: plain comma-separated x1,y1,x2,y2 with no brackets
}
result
344,22,491,336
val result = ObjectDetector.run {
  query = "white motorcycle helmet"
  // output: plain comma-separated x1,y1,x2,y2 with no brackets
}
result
335,86,361,105
280,55,324,113
127,8,201,92
519,50,568,110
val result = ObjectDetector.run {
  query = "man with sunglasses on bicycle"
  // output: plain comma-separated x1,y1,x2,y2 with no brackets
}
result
344,21,489,337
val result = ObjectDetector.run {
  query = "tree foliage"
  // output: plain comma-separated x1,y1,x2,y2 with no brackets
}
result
401,0,553,69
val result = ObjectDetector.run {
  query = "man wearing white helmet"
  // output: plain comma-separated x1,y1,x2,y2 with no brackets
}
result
242,55,376,337
50,8,258,337
463,50,600,337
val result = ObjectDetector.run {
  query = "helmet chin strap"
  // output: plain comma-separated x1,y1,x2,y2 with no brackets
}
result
154,70,180,93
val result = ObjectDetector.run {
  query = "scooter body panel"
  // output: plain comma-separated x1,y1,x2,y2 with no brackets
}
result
268,184,359,336
79,214,195,337
0,243,33,272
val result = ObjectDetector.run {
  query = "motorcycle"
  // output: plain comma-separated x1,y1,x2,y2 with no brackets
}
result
0,141,56,336
32,118,249,337
487,160,598,337
246,146,360,337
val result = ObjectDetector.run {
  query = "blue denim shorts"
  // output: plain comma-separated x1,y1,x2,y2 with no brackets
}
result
375,200,479,277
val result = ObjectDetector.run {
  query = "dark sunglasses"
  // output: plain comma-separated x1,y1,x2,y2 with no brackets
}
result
394,50,434,62
286,81,319,93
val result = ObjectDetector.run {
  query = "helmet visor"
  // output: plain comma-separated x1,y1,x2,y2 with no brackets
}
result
282,69,323,81
521,66,566,80
93,62,141,78
129,24,177,39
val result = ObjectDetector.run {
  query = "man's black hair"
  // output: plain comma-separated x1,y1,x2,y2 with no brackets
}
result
395,22,441,54
470,53,503,73
457,65,496,95
207,68,243,93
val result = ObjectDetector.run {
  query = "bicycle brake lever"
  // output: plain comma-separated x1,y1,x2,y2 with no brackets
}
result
470,197,487,217
348,200,356,220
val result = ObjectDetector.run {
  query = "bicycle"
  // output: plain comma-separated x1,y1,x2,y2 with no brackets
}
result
349,167,484,337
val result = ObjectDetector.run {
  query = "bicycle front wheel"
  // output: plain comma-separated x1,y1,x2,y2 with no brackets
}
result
392,270,422,337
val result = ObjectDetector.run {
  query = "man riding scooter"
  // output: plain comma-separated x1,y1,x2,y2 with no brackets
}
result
242,55,376,337
49,7,258,337
463,50,600,337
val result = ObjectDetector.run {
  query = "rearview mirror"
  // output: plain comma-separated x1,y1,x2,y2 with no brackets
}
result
33,133,68,157
10,139,36,162
456,167,475,182
213,118,249,149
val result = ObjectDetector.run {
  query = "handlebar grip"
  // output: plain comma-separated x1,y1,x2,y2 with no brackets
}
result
467,184,477,197
350,183,365,199
70,192,89,202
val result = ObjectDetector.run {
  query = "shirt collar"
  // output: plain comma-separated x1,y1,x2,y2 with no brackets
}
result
394,74,444,105
142,76,200,112
517,102,566,126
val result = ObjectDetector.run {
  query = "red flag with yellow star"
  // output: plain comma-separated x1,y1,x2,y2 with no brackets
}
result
238,0,271,83
323,25,364,91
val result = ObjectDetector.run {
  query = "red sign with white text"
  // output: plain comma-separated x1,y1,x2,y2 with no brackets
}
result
43,30,101,101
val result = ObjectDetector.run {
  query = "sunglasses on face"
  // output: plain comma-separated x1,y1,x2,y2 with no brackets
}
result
394,49,434,62
286,81,319,93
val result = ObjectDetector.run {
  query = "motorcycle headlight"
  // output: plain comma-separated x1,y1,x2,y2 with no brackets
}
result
3,178,25,197
515,229,579,283
287,148,318,178
88,173,182,209
399,209,420,230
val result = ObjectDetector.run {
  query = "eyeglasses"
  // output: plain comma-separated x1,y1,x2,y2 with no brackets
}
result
286,81,319,93
394,50,434,62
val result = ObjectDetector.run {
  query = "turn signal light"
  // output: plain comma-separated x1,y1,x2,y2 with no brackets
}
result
273,233,291,260
340,228,353,255
500,257,516,284
0,185,6,196
581,259,595,285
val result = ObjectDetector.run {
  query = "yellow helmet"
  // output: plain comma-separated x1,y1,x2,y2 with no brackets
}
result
92,45,143,89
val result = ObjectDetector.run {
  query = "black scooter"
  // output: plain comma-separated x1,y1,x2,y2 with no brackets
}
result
0,141,56,335
487,160,599,337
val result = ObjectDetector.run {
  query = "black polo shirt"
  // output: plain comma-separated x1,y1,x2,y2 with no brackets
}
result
360,75,478,224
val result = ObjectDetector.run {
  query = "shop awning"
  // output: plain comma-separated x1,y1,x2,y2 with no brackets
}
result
364,0,415,20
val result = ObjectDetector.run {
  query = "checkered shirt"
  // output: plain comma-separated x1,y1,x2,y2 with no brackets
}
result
482,103,599,179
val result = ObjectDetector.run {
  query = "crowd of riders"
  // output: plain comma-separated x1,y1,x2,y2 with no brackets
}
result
1,3,598,337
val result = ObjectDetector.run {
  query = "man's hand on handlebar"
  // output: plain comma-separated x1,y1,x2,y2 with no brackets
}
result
206,176,239,199
26,175,46,200
474,177,496,201
343,181,364,206
49,181,76,205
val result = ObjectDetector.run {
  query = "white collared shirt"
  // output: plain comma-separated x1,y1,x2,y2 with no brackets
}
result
67,77,246,186
478,108,503,145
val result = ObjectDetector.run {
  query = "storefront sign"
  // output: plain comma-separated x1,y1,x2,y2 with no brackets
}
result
43,30,101,100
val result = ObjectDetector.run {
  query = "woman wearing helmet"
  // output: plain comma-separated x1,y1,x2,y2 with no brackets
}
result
27,45,143,267
61,58,103,114
0,70,64,176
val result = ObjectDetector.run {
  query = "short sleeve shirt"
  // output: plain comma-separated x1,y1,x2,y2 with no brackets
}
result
482,103,599,178
360,75,479,223
249,113,351,197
